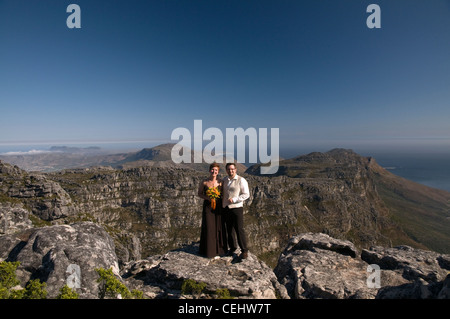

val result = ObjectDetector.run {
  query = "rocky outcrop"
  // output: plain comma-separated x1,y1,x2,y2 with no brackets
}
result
0,202,33,235
362,245,450,298
0,221,286,299
1,223,449,299
121,244,288,299
0,161,77,221
275,233,377,298
0,222,119,299
123,244,287,299
275,233,450,299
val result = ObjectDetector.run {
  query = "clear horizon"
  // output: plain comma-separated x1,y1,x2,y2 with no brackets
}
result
2,138,450,158
1,1,450,155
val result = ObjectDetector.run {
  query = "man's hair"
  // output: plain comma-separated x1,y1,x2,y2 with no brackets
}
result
225,163,236,169
209,163,221,170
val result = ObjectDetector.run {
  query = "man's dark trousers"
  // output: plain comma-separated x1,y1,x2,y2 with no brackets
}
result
223,206,248,253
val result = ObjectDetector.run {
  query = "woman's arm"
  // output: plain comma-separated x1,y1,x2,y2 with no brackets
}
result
197,180,210,201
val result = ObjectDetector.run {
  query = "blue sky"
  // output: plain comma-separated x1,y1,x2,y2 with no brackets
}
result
1,0,449,155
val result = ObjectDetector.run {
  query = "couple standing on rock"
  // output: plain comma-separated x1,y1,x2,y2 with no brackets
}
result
197,162,250,260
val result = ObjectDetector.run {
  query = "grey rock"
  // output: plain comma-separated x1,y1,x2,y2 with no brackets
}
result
4,222,119,298
437,274,450,299
14,174,77,220
0,202,33,235
122,244,289,299
275,233,376,299
286,232,358,257
1,162,77,221
275,233,450,299
1,223,449,299
361,245,450,299
361,245,450,282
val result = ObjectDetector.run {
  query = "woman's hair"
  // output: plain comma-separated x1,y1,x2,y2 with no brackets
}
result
209,163,220,170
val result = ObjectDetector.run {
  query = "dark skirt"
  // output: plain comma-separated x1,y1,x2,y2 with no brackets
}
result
199,199,226,258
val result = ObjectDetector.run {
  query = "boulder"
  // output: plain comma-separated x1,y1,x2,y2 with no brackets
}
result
361,245,450,298
275,233,450,299
122,244,289,299
275,233,376,299
361,245,450,282
438,274,450,299
1,222,119,298
0,202,33,235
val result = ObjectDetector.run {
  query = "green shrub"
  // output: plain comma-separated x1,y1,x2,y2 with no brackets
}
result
9,288,25,299
23,279,47,299
57,284,79,299
181,279,207,296
1,261,48,299
0,261,20,290
95,267,143,299
215,288,233,299
0,287,9,299
0,261,21,299
130,289,143,299
1,262,143,299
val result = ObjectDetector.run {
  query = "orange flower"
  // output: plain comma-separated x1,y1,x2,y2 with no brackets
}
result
206,187,221,210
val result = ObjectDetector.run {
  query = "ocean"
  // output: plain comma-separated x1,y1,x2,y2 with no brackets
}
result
1,143,450,193
366,152,450,192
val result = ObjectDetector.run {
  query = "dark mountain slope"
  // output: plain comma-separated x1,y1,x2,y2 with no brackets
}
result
370,163,450,253
247,149,450,253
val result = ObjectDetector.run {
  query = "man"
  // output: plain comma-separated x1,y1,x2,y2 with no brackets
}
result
222,162,250,260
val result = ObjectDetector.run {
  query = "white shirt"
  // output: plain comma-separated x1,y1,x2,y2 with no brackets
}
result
222,174,250,208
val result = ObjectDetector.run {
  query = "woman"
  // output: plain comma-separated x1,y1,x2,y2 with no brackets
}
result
198,163,226,258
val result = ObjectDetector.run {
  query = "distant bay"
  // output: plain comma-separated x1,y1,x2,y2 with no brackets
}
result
365,152,450,192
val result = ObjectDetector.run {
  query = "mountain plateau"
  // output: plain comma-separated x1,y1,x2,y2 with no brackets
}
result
1,145,449,299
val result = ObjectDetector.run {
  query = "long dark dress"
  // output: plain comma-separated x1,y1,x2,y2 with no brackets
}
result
199,186,226,258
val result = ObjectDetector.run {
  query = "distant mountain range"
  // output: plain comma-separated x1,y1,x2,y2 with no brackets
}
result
0,143,247,173
49,146,102,153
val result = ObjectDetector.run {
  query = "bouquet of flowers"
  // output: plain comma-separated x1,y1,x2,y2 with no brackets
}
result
206,186,221,210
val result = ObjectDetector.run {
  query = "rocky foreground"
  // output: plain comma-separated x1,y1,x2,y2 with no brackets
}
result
1,221,449,299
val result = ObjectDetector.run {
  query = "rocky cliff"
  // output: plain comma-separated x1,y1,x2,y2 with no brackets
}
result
1,147,450,299
2,147,449,267
0,161,389,268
